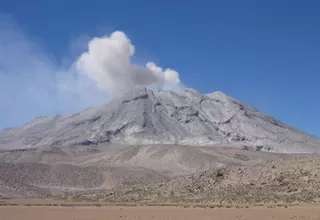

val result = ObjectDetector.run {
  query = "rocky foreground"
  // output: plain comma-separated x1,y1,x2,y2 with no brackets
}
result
0,145,319,204
59,155,320,204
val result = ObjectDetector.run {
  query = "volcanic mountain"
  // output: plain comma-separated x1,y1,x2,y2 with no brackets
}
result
0,87,319,153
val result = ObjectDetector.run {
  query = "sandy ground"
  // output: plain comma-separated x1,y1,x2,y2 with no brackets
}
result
1,206,320,220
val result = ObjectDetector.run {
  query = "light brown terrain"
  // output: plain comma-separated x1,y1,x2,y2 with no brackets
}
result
58,154,320,205
1,147,320,205
1,205,320,220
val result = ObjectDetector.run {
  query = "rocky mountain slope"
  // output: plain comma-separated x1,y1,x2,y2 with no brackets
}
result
0,87,319,153
0,145,288,198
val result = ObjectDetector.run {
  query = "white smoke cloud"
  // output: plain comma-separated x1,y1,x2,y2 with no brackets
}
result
75,31,180,96
0,16,182,129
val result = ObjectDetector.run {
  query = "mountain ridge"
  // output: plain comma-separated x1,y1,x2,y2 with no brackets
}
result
0,87,319,153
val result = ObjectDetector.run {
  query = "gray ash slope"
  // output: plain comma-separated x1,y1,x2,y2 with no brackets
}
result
0,87,319,153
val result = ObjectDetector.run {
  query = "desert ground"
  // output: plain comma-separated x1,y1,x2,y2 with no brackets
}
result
1,204,320,220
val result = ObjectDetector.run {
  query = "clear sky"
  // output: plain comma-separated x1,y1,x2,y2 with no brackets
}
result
0,0,319,137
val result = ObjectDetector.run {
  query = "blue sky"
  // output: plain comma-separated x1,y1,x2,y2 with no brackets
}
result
0,0,319,137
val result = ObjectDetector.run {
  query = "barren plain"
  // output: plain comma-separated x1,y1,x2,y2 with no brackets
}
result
1,204,320,220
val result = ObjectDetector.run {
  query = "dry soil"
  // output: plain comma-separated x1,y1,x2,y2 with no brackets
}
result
1,205,320,220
